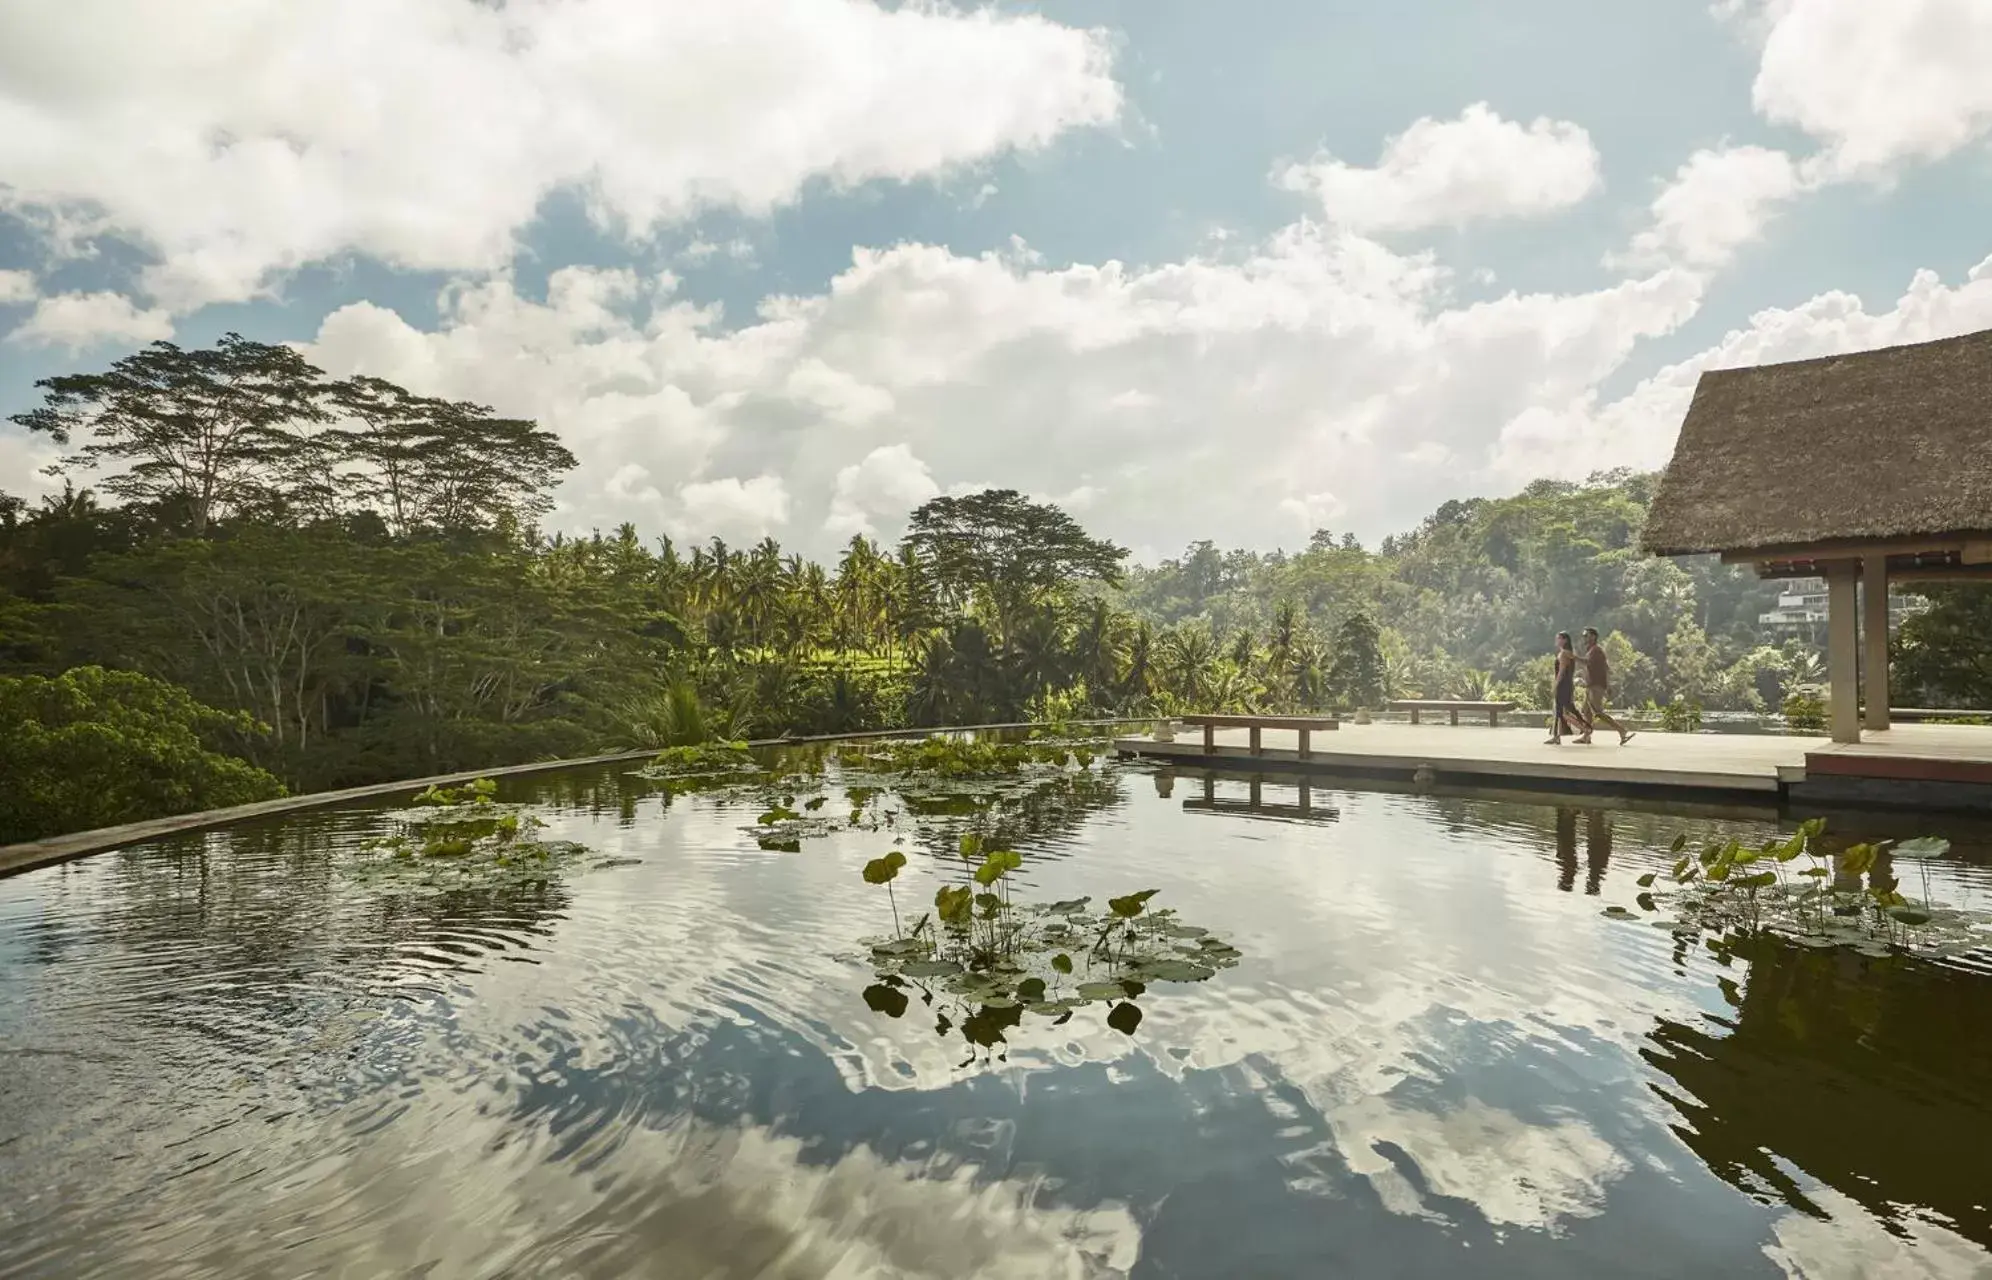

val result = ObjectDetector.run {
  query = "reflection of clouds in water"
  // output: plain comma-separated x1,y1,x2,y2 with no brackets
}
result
1763,1185,1986,1280
325,774,1949,1256
1330,1095,1629,1233
91,1101,1140,1277
652,781,1695,1237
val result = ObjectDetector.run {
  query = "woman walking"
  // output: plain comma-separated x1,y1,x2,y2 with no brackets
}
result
1546,631,1588,745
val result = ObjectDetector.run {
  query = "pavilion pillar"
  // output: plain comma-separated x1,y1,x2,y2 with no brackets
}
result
1862,553,1891,731
1826,562,1861,744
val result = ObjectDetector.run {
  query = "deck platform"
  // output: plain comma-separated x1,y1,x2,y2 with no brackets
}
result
1115,721,1992,811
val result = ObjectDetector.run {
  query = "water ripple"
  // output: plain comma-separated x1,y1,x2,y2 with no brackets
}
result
2,762,1990,1276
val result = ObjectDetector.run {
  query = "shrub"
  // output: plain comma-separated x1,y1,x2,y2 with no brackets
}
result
1781,691,1827,731
0,666,287,844
1656,696,1703,734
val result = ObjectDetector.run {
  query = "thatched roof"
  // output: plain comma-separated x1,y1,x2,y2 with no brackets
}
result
1642,327,1992,557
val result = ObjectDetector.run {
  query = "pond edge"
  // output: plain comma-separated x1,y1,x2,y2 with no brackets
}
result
0,719,1155,879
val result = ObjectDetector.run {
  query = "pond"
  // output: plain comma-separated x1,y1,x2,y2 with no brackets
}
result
4,744,1992,1278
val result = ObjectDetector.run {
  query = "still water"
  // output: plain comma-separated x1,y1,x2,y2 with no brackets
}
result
3,751,1991,1278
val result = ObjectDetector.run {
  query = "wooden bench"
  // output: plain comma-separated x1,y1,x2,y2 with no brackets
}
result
1387,699,1519,727
1179,713,1340,759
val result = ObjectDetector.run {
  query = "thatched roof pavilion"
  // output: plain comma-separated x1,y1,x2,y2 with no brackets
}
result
1643,326,1992,742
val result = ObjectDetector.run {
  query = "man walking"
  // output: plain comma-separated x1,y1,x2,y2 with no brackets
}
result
1577,628,1633,746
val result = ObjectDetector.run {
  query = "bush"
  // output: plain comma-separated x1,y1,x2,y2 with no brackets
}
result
0,666,287,844
1781,691,1827,731
1656,696,1704,734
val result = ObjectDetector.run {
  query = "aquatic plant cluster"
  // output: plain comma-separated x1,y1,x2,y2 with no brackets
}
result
629,741,760,780
1608,820,1989,960
858,832,1242,1060
348,777,603,894
848,734,1098,778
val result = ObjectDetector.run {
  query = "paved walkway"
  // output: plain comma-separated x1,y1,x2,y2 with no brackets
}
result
1118,722,1821,794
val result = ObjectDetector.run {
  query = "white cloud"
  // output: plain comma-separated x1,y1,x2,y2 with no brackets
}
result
678,238,757,268
1279,491,1346,531
1618,145,1804,270
825,443,940,540
0,269,36,304
0,430,61,497
672,475,791,543
604,462,664,506
1739,0,1992,174
1492,253,1992,485
4,291,174,351
1278,103,1602,235
785,358,897,427
0,0,1121,310
303,220,1706,558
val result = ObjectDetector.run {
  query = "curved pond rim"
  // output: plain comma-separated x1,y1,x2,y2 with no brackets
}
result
0,717,1161,879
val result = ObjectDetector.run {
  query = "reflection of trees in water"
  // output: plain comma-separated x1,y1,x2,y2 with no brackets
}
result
1642,935,1992,1246
47,808,574,1008
889,769,1129,874
529,745,835,827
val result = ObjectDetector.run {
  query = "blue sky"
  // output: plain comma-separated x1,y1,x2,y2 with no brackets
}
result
2,0,1990,561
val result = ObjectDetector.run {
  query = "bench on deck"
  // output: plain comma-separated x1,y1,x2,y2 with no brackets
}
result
1179,713,1340,759
1387,699,1519,727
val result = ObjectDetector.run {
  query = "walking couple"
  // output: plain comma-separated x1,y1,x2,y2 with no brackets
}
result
1549,627,1634,746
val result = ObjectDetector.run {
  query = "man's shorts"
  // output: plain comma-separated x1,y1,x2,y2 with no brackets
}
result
1584,686,1608,717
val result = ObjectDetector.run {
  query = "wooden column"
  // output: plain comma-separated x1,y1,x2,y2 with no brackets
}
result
1862,553,1891,731
1297,727,1311,760
1827,563,1861,744
1248,725,1262,756
1203,721,1215,753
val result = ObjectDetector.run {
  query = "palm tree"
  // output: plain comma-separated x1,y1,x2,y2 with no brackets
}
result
1205,663,1264,714
1009,606,1069,718
1287,635,1328,709
1067,598,1126,710
1121,619,1157,709
1161,621,1221,707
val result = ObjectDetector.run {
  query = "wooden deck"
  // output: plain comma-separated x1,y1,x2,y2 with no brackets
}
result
1115,721,1992,810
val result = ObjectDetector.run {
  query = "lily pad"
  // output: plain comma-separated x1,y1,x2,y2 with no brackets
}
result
1127,958,1217,983
863,984,909,1018
1106,1002,1144,1035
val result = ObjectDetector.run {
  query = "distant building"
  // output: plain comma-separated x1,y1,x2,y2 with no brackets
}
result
1758,577,1926,638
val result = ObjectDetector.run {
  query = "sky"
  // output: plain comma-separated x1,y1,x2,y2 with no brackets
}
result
1,0,1990,564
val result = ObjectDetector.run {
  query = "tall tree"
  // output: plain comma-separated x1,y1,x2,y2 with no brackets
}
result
1329,611,1386,709
332,382,576,534
903,490,1126,633
11,334,328,536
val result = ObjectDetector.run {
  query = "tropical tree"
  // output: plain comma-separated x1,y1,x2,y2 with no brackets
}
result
1329,611,1386,709
11,333,329,536
904,489,1126,637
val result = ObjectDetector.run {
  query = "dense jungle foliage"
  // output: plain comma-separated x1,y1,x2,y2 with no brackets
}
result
1,333,1983,841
